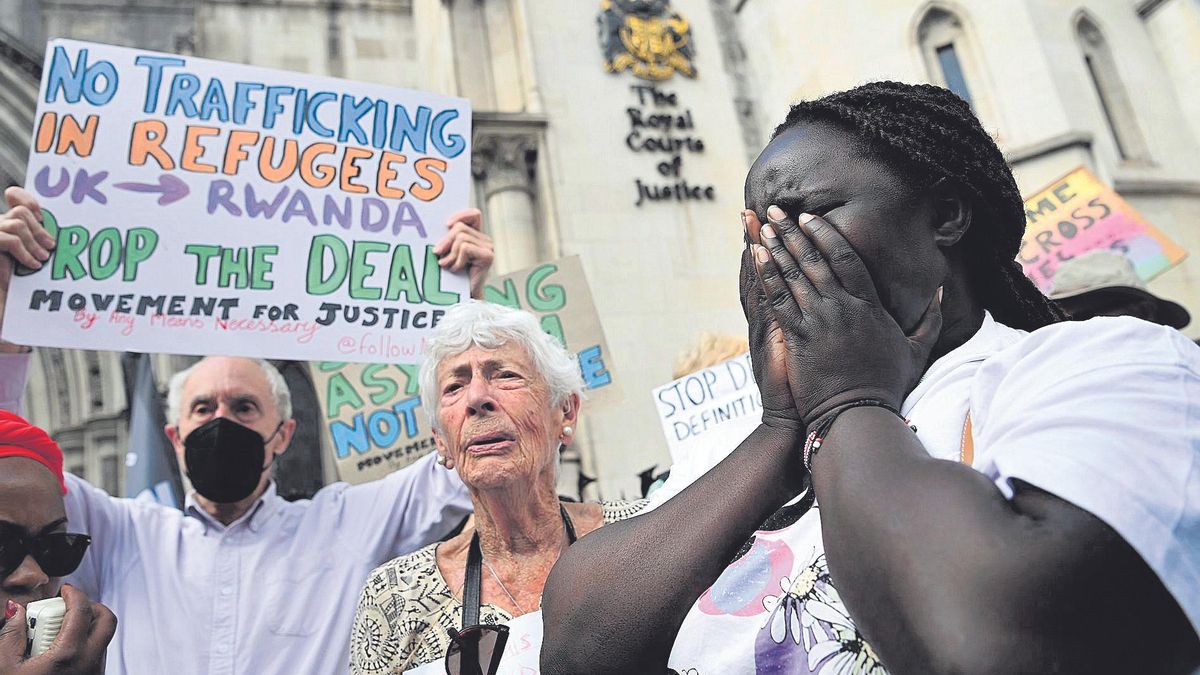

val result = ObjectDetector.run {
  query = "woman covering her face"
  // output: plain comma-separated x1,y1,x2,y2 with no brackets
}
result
0,410,115,674
540,82,1200,674
349,302,645,674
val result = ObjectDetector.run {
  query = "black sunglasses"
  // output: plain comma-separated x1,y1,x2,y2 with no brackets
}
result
445,624,509,675
0,530,91,579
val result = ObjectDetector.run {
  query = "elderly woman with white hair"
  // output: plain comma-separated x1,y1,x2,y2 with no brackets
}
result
350,301,644,674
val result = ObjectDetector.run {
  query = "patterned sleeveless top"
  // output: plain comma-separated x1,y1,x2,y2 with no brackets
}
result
350,500,648,673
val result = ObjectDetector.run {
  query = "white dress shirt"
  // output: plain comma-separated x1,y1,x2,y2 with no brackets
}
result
63,451,470,675
0,350,472,673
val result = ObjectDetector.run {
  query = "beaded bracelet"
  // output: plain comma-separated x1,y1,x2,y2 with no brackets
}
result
802,399,916,471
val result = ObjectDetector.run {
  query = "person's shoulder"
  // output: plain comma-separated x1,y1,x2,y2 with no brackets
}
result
989,316,1198,381
362,540,441,594
66,473,189,523
600,498,650,524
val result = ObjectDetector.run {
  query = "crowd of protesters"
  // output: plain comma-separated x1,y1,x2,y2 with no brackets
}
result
1,81,1198,675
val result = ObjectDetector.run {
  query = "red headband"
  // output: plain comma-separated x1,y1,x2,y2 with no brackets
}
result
0,409,67,494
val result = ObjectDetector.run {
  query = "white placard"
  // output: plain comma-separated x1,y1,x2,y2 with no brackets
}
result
3,39,471,363
652,352,762,466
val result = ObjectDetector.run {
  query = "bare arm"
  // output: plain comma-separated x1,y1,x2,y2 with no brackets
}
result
541,235,807,674
541,424,803,674
812,408,1199,673
752,207,1200,673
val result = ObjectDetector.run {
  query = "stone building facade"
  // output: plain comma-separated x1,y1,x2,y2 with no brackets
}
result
0,0,1197,499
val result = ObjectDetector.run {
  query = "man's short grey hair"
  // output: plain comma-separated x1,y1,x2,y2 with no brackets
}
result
166,357,293,425
420,301,584,432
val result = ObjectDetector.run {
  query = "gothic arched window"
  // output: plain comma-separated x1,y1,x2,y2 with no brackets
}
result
1075,13,1150,162
916,6,977,109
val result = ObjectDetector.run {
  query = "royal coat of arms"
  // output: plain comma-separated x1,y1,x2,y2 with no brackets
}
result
598,0,697,81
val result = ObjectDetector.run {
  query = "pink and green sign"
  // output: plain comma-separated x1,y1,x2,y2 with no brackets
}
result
3,39,472,363
1019,166,1186,292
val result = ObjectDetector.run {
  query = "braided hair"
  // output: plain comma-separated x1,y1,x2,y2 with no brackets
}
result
772,81,1065,331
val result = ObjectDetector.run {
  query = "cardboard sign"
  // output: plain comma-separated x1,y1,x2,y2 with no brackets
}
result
3,39,471,363
1019,166,1186,293
483,255,622,408
317,255,619,485
311,361,435,484
653,351,760,466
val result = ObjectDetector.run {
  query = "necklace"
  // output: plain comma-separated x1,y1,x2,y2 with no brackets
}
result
462,505,578,624
481,557,527,614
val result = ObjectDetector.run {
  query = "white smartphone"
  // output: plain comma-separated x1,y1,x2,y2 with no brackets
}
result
25,597,66,657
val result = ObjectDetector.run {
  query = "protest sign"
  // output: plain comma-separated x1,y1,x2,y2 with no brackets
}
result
653,351,760,466
1019,166,1186,293
2,39,471,363
483,255,622,408
316,255,620,484
310,361,434,484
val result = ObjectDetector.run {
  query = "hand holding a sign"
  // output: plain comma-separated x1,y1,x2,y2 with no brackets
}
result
0,187,55,352
748,206,942,425
434,208,493,299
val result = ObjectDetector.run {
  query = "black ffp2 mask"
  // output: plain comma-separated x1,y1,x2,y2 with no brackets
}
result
183,417,281,504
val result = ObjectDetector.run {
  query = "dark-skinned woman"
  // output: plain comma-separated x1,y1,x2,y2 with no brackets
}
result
540,82,1200,674
0,411,116,675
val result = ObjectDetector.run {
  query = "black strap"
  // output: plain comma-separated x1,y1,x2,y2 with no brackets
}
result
461,505,576,628
560,504,577,545
463,534,483,627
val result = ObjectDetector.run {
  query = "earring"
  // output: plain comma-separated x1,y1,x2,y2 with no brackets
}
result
436,455,447,466
562,426,573,438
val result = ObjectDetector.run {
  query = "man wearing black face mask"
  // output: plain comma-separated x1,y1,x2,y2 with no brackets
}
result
0,187,494,675
183,416,284,506
50,356,474,675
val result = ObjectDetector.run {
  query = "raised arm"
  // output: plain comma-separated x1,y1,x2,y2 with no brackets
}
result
0,187,54,354
62,474,139,599
0,187,54,415
539,231,808,674
434,208,493,300
334,451,472,560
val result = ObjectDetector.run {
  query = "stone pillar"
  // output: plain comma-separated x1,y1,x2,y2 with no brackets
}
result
472,131,540,274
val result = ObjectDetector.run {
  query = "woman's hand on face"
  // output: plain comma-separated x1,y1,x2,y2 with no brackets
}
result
740,210,803,434
751,205,942,424
0,585,116,675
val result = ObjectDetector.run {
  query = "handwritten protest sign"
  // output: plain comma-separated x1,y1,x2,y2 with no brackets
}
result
2,39,471,363
653,351,760,465
1019,166,1186,293
484,255,622,408
310,361,434,484
315,255,620,484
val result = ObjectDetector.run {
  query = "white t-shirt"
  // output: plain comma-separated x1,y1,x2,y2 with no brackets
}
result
664,313,1200,673
413,314,1200,673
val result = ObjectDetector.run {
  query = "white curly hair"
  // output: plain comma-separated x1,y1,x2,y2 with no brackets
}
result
419,301,584,432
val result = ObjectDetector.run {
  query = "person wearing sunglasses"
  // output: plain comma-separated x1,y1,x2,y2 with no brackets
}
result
0,409,116,674
350,301,646,675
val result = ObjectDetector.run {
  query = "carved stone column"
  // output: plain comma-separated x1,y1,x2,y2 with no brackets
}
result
472,130,540,273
